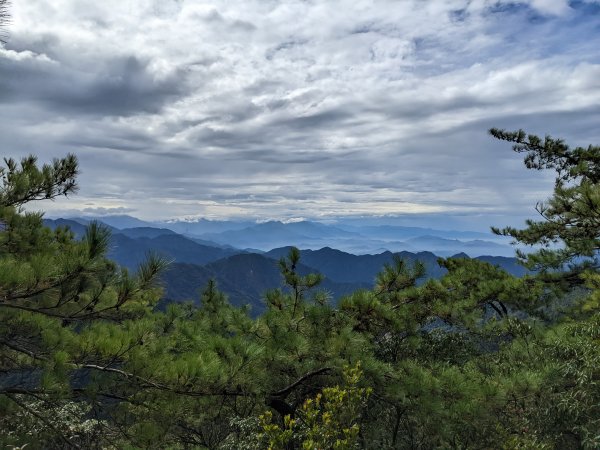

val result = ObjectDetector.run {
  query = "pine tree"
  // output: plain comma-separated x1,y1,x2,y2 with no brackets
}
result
0,155,166,448
486,128,600,447
490,128,600,279
8,138,600,448
0,0,9,44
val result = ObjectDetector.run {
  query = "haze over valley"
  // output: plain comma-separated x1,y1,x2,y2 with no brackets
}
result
44,215,525,312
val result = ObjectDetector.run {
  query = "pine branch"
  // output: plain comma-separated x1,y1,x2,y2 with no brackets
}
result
1,154,78,207
80,364,247,397
0,0,9,44
0,338,47,361
270,367,332,398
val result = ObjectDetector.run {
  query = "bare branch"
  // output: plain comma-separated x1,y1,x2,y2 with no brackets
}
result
270,367,332,398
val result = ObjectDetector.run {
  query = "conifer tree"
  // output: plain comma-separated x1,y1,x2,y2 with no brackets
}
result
8,136,600,448
490,128,600,278
487,128,600,447
0,155,166,447
0,0,9,44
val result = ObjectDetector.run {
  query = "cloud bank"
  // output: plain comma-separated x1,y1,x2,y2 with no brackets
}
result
1,0,599,229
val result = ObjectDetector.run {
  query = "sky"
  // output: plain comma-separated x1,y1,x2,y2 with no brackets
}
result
1,0,600,230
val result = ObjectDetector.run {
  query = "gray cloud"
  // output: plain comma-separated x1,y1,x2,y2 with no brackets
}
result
0,50,188,116
1,0,599,228
80,206,136,215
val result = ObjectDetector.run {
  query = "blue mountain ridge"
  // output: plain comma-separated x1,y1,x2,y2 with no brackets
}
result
43,218,526,314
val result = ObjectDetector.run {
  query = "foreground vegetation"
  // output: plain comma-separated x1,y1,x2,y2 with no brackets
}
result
2,129,600,449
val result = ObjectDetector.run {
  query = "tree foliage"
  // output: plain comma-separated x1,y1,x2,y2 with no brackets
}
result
3,129,600,448
0,0,9,44
0,155,168,448
490,128,600,276
258,363,371,450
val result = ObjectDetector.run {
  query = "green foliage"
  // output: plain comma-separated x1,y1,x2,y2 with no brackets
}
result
490,128,600,276
0,155,168,447
258,363,371,450
4,131,600,448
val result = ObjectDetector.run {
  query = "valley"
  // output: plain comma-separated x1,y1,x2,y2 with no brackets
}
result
44,216,525,313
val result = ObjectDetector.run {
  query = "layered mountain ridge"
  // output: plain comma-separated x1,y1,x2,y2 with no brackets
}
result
60,214,515,256
43,216,526,314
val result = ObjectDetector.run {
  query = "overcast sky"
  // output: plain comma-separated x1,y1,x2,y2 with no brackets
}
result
1,0,599,229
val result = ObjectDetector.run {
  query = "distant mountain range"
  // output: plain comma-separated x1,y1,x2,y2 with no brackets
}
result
63,214,515,256
43,216,526,314
43,219,239,269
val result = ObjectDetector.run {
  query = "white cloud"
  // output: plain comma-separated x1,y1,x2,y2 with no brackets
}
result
2,0,599,227
529,0,572,16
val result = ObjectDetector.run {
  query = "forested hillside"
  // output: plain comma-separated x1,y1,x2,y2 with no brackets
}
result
3,129,600,449
43,220,527,310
